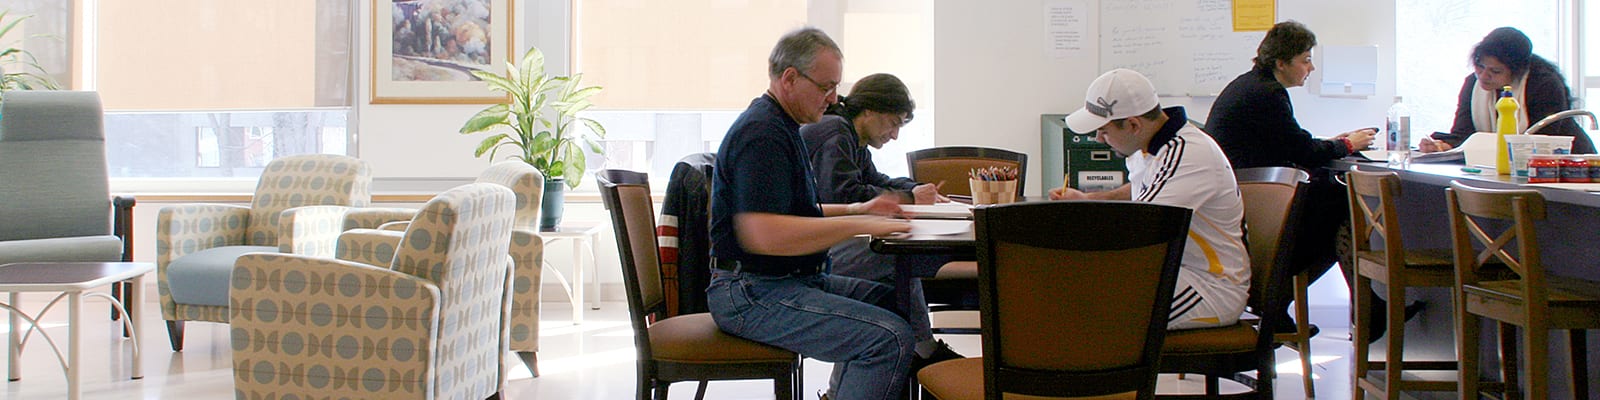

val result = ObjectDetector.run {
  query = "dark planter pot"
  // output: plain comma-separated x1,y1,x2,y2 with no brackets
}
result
540,178,565,230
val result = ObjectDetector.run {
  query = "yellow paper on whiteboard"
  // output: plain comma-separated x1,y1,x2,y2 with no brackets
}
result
1233,0,1275,32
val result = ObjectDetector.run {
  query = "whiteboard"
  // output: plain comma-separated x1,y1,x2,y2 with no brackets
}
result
1100,0,1266,96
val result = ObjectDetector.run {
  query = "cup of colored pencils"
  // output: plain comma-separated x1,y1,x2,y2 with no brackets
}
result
967,166,1018,205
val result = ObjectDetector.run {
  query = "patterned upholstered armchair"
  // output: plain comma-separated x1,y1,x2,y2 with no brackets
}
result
231,183,516,400
341,160,546,376
156,154,372,351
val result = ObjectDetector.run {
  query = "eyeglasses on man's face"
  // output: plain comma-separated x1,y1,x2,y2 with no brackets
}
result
795,69,839,96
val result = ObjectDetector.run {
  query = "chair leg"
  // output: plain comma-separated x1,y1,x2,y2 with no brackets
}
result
1352,272,1373,399
1571,330,1590,400
1295,272,1314,398
1524,323,1549,400
111,281,123,321
1384,283,1405,400
775,368,794,400
795,357,805,400
165,320,185,351
1498,322,1520,400
517,351,539,377
636,364,652,400
1457,304,1480,399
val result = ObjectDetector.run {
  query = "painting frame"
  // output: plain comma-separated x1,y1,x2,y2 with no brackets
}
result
370,0,513,104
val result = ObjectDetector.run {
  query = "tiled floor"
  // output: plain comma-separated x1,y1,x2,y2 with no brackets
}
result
0,285,1359,399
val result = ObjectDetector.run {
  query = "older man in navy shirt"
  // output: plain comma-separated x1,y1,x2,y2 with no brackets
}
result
705,27,915,400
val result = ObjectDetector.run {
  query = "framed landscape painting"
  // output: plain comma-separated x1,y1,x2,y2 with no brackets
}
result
371,0,512,104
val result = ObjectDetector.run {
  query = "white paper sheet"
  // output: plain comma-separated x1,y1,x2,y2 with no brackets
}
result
908,220,974,236
901,203,974,219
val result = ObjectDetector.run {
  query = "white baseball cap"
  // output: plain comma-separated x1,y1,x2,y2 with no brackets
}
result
1065,68,1161,134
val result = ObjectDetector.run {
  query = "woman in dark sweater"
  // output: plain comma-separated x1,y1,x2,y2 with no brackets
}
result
1205,21,1378,338
1420,27,1594,154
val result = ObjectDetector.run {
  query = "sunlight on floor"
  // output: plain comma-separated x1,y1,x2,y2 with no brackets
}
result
1277,354,1343,377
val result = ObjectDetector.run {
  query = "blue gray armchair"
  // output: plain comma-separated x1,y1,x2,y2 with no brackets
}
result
0,91,135,305
156,153,372,350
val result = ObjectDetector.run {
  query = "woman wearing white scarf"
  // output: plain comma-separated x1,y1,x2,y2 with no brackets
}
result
1421,27,1595,154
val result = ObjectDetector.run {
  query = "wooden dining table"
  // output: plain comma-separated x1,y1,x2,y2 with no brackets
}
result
870,224,974,319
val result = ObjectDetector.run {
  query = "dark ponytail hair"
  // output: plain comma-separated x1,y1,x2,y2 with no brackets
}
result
826,73,915,122
1472,27,1536,76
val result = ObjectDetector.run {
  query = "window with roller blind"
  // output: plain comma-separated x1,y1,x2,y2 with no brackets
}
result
81,0,354,180
574,0,935,186
0,0,352,188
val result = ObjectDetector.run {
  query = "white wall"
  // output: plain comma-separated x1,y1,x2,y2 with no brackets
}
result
934,0,1396,307
354,0,571,181
340,0,1396,306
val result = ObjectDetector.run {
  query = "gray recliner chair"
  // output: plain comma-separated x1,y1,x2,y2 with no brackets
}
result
0,91,136,320
0,91,133,264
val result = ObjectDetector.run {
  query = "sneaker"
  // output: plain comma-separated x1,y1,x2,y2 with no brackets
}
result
911,340,966,372
1266,313,1320,338
1359,300,1427,344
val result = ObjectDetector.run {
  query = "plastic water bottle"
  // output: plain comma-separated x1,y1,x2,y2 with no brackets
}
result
1495,87,1519,175
1386,96,1411,166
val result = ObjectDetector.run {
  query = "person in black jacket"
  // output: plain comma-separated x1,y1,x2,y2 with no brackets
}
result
803,73,944,205
1206,21,1380,338
800,73,964,369
1420,27,1595,154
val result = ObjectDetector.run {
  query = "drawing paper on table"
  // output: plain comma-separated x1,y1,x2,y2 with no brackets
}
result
908,219,974,236
901,203,974,219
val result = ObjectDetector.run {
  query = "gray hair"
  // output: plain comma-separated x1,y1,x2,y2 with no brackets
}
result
768,27,842,79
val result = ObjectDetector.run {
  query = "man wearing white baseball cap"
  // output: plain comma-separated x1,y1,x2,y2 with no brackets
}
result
1052,68,1249,330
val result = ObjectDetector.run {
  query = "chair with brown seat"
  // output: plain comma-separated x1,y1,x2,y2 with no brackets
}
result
1447,181,1599,400
906,146,1028,201
1348,168,1482,399
1152,168,1306,399
917,201,1190,400
597,169,800,400
1233,166,1314,398
905,146,1027,329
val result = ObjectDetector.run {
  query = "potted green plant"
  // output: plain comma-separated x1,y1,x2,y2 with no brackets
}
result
0,9,62,106
460,46,605,229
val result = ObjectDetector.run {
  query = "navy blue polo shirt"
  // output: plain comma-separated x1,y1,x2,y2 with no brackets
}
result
710,94,828,274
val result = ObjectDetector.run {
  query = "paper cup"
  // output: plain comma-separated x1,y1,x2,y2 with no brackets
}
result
1531,134,1575,155
969,179,1017,205
1505,135,1539,177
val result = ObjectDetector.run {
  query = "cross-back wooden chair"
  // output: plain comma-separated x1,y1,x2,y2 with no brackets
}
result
1447,181,1599,400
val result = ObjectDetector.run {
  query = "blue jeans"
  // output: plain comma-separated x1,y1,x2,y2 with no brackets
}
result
826,237,943,343
707,269,914,400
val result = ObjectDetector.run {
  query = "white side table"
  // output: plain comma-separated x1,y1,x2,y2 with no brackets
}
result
0,262,151,400
541,221,604,323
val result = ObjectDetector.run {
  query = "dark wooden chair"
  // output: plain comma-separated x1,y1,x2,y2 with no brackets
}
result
1348,168,1497,399
1447,181,1599,400
1153,167,1307,399
906,146,1028,200
1235,166,1314,398
905,146,1028,331
597,169,801,400
917,201,1190,400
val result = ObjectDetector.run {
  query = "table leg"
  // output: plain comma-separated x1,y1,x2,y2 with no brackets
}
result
585,233,600,310
69,292,81,400
7,292,17,382
571,237,585,323
129,275,143,380
895,256,915,322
